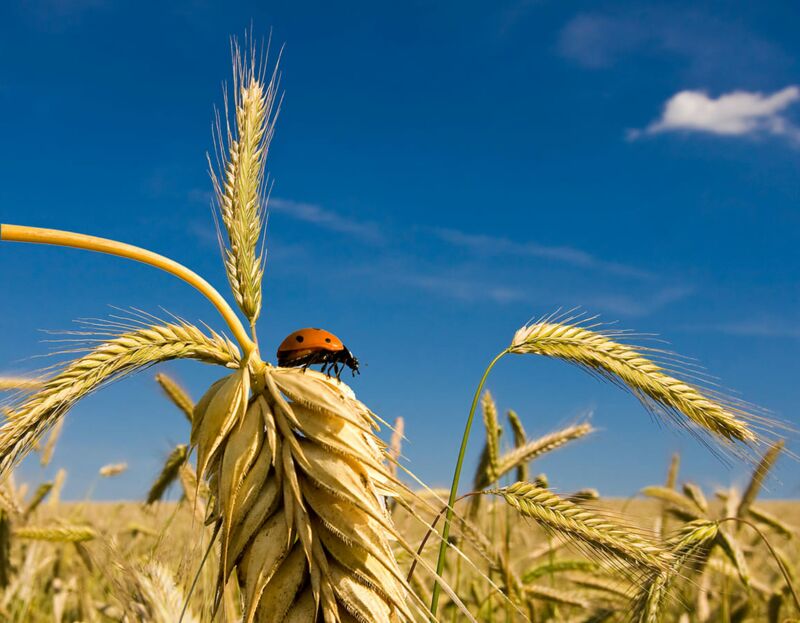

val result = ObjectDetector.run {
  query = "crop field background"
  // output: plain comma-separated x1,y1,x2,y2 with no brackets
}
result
1,2,799,622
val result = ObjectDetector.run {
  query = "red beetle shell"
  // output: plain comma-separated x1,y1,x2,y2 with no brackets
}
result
277,328,345,355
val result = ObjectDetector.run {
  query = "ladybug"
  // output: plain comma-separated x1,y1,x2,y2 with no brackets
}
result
276,328,360,379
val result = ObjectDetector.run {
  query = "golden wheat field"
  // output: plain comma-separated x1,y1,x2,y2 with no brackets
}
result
1,33,798,623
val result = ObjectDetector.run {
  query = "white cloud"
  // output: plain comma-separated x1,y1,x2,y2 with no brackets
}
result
636,87,800,140
269,198,384,244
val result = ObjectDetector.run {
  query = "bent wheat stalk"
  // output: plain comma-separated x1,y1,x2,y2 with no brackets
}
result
0,224,255,356
430,315,766,615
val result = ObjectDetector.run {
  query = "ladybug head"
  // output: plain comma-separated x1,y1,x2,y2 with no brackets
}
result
344,348,360,376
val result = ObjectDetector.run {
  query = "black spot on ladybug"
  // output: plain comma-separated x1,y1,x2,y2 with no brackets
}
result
296,335,304,343
325,338,331,343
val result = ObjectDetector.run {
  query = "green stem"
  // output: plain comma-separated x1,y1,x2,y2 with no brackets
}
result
430,349,509,617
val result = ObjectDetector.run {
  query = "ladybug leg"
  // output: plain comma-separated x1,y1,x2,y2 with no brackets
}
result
335,363,343,381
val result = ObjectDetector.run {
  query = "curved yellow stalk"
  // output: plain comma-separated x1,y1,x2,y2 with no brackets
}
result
0,224,256,356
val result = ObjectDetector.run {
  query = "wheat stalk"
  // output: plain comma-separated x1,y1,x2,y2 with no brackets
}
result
510,321,758,444
746,505,796,538
0,322,239,478
0,510,9,589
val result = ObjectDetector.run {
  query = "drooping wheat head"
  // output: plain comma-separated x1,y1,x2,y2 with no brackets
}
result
0,322,239,479
510,319,763,447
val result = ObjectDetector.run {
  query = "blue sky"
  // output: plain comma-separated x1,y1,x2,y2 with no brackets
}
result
0,1,798,500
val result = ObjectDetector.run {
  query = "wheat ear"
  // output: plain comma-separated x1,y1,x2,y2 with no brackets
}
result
738,439,784,518
211,38,281,325
0,322,239,478
489,482,672,573
505,410,528,481
480,391,501,483
492,422,594,487
99,462,128,477
511,321,758,444
0,378,43,392
147,444,189,504
155,373,195,422
192,367,430,622
631,520,719,623
14,524,97,542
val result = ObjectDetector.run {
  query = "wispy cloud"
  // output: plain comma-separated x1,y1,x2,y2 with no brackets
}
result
397,272,528,304
687,319,800,339
269,198,384,244
588,285,695,317
431,228,655,280
557,9,788,83
631,87,800,142
24,0,109,31
396,270,691,315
